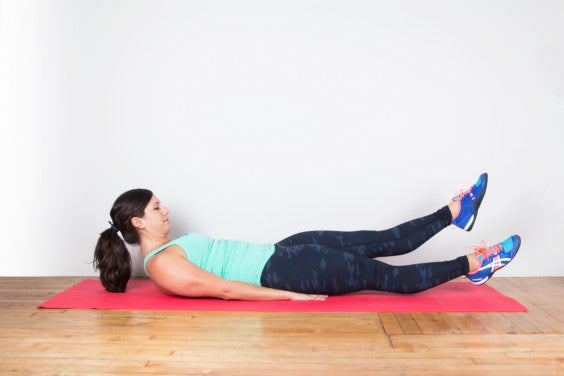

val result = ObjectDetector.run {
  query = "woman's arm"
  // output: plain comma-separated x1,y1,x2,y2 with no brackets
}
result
145,246,327,301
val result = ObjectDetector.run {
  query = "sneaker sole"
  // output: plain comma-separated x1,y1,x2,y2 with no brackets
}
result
465,173,488,231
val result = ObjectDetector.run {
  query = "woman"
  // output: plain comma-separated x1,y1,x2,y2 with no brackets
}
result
93,173,520,301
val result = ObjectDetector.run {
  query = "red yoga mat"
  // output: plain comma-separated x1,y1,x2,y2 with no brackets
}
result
37,279,526,313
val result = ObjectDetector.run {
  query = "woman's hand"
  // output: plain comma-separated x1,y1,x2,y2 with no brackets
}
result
289,292,328,301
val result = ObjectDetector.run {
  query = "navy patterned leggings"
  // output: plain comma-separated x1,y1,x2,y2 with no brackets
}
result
260,206,469,294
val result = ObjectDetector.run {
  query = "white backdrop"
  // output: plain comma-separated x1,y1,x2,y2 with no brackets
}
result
1,0,563,277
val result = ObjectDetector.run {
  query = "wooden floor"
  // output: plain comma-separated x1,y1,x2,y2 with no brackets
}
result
0,277,562,375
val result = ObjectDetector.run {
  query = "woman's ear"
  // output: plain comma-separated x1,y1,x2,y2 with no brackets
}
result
131,217,144,230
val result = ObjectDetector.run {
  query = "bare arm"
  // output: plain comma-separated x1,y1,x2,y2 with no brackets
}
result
145,246,327,301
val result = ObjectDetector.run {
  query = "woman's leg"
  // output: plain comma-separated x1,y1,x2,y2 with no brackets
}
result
275,206,452,258
275,173,488,258
261,243,469,295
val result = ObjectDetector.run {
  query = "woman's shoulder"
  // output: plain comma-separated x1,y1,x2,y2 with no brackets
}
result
143,235,192,270
144,241,188,275
154,244,186,260
146,233,208,259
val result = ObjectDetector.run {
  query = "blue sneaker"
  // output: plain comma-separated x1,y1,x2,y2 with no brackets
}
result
466,235,521,285
451,173,488,231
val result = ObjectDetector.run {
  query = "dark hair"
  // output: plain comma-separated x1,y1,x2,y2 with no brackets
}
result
93,188,153,292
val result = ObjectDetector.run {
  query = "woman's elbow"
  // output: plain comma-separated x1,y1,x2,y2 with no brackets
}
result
217,285,237,300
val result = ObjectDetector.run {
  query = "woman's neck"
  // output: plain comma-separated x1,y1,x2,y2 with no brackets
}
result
139,235,170,257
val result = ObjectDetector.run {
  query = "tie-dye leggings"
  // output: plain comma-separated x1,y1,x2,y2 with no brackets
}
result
260,206,469,294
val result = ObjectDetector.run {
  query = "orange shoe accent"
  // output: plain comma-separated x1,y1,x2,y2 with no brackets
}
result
470,241,502,265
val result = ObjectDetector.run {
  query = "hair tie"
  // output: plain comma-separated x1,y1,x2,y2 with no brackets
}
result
108,220,120,233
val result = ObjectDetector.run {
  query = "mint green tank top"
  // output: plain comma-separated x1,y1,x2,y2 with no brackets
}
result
143,233,275,286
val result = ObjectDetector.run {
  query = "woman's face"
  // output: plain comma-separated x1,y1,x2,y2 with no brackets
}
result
138,195,170,235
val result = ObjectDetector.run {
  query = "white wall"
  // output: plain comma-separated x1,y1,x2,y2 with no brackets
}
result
1,0,563,277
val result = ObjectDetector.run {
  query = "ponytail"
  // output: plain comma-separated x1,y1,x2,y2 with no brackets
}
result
94,188,152,292
93,228,132,292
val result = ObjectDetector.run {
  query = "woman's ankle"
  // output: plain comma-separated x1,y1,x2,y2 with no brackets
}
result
466,253,482,273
